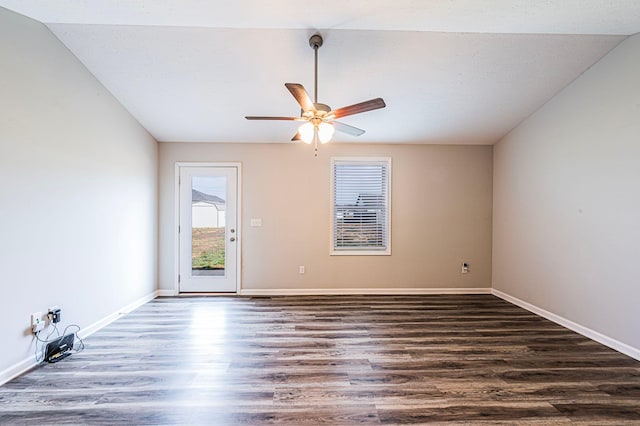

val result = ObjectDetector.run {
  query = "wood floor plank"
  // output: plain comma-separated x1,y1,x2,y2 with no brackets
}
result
1,295,639,424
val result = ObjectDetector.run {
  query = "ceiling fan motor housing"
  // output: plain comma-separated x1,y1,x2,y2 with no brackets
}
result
314,103,331,113
302,103,332,121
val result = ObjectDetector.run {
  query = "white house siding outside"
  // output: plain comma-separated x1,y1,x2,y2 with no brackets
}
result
192,201,225,228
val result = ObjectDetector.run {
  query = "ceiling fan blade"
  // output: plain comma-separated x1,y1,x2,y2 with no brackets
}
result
329,98,386,119
285,83,315,112
291,132,301,141
332,121,365,136
245,116,302,121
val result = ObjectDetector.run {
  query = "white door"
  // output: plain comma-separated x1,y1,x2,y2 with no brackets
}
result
179,166,238,292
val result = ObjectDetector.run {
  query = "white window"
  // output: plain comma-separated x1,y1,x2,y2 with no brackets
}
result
331,157,391,255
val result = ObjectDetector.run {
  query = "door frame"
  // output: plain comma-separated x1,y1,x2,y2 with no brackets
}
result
174,162,242,295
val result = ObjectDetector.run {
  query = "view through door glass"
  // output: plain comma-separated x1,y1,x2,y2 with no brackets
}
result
191,176,226,277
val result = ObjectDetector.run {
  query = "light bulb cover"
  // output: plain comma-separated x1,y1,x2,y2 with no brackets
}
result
318,122,335,144
298,122,315,144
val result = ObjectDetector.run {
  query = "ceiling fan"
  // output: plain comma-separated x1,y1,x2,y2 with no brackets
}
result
245,34,386,156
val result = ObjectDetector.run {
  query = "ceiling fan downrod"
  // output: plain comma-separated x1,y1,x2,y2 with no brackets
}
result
309,34,324,157
309,34,323,104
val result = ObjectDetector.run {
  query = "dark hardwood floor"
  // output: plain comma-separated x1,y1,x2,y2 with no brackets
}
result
1,295,639,424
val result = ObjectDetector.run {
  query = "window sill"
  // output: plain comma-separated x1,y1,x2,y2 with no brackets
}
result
330,249,391,256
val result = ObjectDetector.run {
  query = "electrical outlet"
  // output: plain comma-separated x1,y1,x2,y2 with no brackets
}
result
31,312,44,333
299,266,305,274
461,262,470,274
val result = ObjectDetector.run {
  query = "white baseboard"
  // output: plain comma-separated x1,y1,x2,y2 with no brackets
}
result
156,289,176,297
240,287,491,296
492,289,640,361
0,356,39,389
0,290,160,386
78,290,160,339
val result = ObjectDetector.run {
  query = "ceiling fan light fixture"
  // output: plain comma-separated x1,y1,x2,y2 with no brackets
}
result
318,122,335,144
298,122,315,144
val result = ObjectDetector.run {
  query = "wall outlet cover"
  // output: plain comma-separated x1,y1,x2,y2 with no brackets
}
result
31,312,44,333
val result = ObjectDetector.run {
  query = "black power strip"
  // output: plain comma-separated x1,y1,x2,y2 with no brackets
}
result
45,333,74,363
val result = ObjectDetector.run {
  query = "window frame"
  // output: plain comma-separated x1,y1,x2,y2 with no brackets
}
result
330,156,392,256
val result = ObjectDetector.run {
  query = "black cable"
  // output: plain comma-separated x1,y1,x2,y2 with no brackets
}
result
62,324,85,353
34,323,59,362
34,332,43,363
34,323,59,343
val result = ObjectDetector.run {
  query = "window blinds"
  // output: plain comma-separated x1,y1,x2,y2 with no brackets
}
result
332,159,390,252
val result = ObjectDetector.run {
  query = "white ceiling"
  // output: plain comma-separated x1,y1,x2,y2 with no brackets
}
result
1,1,638,144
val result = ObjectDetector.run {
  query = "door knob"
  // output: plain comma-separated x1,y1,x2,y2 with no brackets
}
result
230,237,236,242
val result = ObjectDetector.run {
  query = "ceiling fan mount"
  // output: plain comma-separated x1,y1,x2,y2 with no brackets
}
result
245,33,386,156
309,34,323,50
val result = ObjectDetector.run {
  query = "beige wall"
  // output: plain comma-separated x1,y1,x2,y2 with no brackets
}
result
0,8,158,377
159,142,492,292
493,34,640,351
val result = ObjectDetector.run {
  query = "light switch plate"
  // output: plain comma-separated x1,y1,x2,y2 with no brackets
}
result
250,218,262,227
